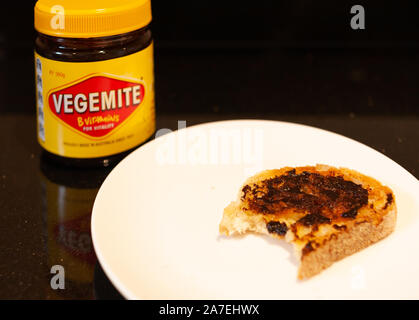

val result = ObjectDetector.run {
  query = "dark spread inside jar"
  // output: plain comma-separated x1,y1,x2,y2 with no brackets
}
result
35,27,152,63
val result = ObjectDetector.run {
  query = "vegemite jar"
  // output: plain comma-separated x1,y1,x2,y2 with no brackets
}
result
34,0,156,167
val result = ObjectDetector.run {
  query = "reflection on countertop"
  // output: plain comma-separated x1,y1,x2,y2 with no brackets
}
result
0,113,122,299
39,157,115,299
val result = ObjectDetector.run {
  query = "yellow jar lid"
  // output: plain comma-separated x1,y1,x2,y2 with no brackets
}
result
35,0,152,38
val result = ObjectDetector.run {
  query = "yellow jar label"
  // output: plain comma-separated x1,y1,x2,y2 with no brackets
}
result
35,44,155,158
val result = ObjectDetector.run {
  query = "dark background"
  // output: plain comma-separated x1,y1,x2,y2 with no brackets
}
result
0,0,418,115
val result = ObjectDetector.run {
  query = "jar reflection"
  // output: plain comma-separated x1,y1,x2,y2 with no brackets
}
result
40,156,113,299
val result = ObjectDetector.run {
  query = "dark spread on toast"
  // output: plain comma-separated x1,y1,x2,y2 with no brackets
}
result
341,208,359,219
298,213,331,226
383,193,394,209
333,224,347,231
302,241,315,256
266,221,288,235
242,169,369,225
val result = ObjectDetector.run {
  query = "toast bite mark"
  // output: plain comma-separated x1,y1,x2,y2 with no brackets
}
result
219,164,397,279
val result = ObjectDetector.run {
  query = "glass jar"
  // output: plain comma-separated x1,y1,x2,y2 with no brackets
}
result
34,0,156,167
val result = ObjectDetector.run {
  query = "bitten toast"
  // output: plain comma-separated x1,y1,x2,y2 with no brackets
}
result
219,164,397,279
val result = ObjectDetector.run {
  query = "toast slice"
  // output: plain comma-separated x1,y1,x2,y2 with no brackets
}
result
219,164,397,279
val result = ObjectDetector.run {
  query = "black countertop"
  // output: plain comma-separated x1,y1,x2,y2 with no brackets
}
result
1,113,418,299
0,46,418,299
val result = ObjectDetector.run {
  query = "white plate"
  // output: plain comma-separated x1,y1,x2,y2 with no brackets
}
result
92,120,419,300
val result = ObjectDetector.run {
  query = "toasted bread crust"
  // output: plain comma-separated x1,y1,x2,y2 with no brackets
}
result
298,206,396,279
219,164,397,279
